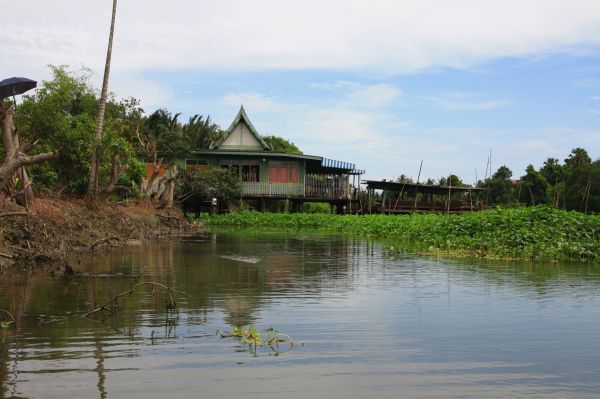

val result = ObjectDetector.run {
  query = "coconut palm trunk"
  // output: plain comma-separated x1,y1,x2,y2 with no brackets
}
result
87,0,118,198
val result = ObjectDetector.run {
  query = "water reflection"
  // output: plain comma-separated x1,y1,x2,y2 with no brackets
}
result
1,230,600,398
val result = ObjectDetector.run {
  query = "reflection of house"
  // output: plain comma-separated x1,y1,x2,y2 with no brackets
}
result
187,106,364,211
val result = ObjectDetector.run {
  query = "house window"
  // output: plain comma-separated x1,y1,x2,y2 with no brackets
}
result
220,159,260,182
269,165,298,183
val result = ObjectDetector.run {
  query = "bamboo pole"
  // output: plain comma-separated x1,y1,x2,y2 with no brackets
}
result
447,174,452,214
583,171,592,214
412,160,423,212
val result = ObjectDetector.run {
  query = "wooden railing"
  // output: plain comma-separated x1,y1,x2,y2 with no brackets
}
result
241,175,352,199
241,182,304,196
305,174,349,199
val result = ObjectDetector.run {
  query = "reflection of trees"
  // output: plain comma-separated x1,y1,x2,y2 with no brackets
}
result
450,259,600,298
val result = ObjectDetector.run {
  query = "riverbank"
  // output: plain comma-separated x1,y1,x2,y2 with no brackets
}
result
197,207,600,263
0,197,193,275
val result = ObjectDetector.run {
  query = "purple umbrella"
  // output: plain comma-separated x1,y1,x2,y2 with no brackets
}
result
0,77,37,99
0,77,37,132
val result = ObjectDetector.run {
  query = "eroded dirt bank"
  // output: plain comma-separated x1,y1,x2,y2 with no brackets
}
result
0,198,196,275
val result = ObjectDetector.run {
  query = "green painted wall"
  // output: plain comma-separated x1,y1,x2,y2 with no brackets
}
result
190,154,305,184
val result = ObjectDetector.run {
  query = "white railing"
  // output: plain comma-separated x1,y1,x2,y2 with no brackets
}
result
241,177,352,199
241,182,304,196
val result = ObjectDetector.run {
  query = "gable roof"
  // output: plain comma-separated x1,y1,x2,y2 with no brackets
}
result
211,105,272,151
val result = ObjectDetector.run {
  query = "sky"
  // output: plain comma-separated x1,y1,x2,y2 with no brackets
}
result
2,0,600,182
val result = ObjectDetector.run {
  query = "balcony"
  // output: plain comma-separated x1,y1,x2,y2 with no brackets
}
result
240,175,352,199
241,182,304,197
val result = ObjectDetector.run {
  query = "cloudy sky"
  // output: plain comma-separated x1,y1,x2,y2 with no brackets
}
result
2,0,600,182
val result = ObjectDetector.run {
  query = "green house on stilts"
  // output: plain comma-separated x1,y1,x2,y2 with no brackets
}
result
185,106,364,212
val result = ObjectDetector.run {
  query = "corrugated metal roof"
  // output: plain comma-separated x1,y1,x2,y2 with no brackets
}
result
321,158,355,170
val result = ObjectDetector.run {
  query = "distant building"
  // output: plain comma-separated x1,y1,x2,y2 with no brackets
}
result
186,106,364,211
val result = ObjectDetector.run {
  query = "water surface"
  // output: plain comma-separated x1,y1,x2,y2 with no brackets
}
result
1,230,600,398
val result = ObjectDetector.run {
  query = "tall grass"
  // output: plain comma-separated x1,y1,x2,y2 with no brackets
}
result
195,206,600,263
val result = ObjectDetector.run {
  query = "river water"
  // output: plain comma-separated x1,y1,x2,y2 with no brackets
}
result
1,229,600,398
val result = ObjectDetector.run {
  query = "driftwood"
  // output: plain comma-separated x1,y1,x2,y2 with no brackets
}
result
0,212,28,218
89,236,119,249
155,213,182,228
84,282,188,318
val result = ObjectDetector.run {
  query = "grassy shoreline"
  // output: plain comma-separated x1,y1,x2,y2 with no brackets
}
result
195,206,600,263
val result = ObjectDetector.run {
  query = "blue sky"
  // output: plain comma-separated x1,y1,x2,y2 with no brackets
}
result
2,1,600,182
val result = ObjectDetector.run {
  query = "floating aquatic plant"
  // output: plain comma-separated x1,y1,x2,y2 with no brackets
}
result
218,325,295,356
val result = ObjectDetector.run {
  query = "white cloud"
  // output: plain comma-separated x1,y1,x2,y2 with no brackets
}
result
3,0,600,80
427,92,510,111
110,74,175,108
220,92,284,112
310,81,402,109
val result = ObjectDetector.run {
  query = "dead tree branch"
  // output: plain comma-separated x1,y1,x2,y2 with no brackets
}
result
0,212,28,218
89,236,119,249
83,282,189,318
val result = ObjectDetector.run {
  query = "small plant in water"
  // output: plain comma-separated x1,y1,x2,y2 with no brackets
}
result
218,325,295,356
0,309,15,343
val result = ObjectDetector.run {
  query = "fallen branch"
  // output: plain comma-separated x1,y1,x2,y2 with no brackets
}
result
84,281,189,318
0,212,28,218
0,252,13,259
156,213,182,228
89,236,119,249
0,309,14,321
6,244,34,253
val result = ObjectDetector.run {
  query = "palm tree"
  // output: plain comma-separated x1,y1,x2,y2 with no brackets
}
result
182,114,222,149
88,0,118,198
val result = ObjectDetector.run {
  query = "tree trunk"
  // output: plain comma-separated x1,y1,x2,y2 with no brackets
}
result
87,0,118,198
156,166,177,208
16,166,35,206
103,153,129,194
142,160,162,197
0,104,58,194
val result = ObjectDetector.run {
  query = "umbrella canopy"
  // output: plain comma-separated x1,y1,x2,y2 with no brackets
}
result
0,77,37,99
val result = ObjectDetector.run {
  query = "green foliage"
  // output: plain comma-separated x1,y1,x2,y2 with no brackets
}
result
487,165,514,206
302,202,331,213
263,135,303,154
18,66,98,191
564,160,600,213
565,148,591,169
182,114,223,149
17,66,144,196
176,167,241,203
520,165,549,205
220,325,295,356
540,157,565,185
197,207,600,263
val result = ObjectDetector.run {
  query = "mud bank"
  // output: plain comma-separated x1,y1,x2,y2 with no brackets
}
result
0,198,197,275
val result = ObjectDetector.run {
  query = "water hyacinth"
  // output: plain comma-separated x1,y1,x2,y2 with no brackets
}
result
195,206,600,263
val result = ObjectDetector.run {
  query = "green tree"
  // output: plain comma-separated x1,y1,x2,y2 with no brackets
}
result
564,148,591,169
176,167,241,205
182,114,223,150
263,135,302,154
520,165,549,205
139,109,192,207
540,157,565,184
564,159,599,213
19,66,143,197
18,66,98,194
488,165,513,205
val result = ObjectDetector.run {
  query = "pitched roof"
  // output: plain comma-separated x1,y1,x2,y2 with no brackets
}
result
211,105,272,151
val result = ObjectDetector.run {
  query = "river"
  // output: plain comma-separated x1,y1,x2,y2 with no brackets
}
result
1,229,600,398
